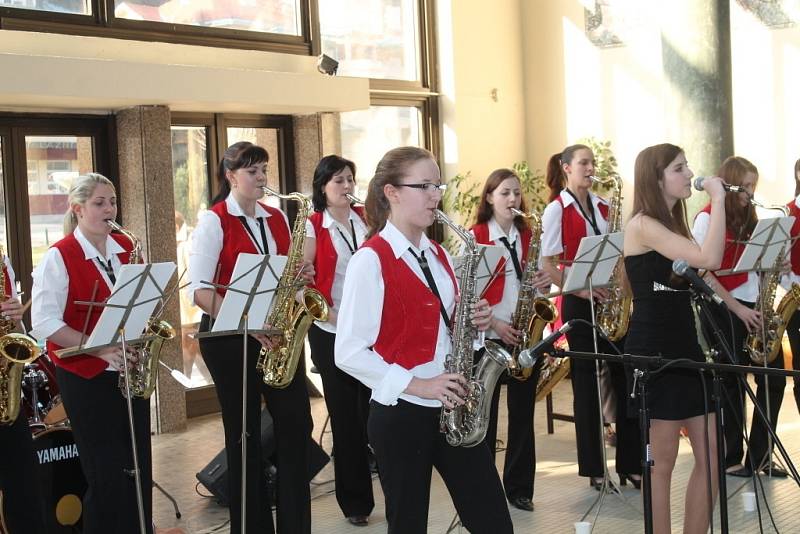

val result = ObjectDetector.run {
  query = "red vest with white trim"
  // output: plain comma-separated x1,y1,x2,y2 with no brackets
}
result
47,232,133,379
556,194,609,264
697,204,748,291
471,222,533,306
787,200,800,276
364,235,457,370
309,207,366,306
2,263,11,296
209,200,291,297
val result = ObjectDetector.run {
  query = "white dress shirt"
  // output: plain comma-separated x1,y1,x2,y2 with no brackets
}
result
31,228,125,370
187,195,289,305
540,190,609,260
692,210,759,303
2,255,18,299
335,221,456,407
470,218,522,338
305,208,368,333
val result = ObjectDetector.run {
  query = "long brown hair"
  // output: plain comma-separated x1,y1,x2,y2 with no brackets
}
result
794,158,800,197
631,143,691,239
474,168,530,231
717,156,758,239
364,146,435,238
546,144,591,202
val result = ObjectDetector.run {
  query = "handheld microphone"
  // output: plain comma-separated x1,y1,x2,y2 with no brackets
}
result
518,321,573,367
671,259,723,305
693,177,745,194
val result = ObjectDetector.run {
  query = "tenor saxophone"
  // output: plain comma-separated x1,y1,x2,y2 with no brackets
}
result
107,220,176,399
591,175,632,341
0,246,40,425
436,210,515,447
256,187,329,388
507,208,558,381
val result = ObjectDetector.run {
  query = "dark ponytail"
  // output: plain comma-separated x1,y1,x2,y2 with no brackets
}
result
794,158,800,197
546,144,591,202
211,141,269,206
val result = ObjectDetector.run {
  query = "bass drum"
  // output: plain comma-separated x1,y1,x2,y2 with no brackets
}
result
32,426,86,533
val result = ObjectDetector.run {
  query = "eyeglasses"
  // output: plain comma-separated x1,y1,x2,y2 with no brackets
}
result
395,182,447,193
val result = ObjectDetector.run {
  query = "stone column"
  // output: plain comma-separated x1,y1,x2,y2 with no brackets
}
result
661,0,733,213
293,112,342,193
116,106,187,433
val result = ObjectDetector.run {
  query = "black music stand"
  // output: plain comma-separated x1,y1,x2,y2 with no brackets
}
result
56,261,176,534
193,252,284,534
562,232,635,524
726,216,794,480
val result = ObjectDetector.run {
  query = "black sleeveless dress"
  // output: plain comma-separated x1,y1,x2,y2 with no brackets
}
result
624,251,713,420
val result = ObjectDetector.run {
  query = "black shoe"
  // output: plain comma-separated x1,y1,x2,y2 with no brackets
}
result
761,463,789,478
347,516,369,526
589,477,604,491
619,473,642,490
727,466,753,478
508,496,534,512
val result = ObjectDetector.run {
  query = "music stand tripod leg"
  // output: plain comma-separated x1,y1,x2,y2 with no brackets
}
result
241,315,249,534
121,329,148,534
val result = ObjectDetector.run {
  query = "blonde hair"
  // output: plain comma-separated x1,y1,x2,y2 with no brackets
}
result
62,173,115,235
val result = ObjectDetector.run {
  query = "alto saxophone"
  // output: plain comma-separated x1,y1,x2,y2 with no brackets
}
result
591,175,632,341
436,209,515,447
107,220,176,399
256,187,329,388
744,202,794,365
507,208,558,381
0,246,41,425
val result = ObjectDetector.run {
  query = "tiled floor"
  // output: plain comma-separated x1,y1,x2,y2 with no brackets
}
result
151,377,800,533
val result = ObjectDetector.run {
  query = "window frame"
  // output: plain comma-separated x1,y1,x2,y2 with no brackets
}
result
0,0,320,54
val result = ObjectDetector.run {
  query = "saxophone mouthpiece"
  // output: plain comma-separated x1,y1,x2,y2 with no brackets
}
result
346,193,364,205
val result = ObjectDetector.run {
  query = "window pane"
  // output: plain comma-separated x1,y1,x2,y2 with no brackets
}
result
171,126,212,388
226,127,282,207
25,136,94,269
0,138,6,254
320,0,420,81
0,0,90,15
114,0,301,36
340,106,422,194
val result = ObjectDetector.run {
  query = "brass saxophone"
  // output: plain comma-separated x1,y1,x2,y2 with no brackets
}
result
436,209,515,447
507,208,558,381
0,247,41,425
744,203,794,364
256,186,329,388
107,220,176,399
591,175,632,341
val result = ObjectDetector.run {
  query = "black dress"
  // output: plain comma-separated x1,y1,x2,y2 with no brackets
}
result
624,251,712,420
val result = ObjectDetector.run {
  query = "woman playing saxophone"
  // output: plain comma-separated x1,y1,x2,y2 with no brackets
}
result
31,173,152,534
188,142,314,534
783,157,800,415
335,146,512,534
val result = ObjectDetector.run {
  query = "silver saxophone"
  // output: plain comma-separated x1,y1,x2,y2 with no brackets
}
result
435,209,517,447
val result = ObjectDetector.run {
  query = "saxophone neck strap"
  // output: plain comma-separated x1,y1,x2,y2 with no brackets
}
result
407,248,450,327
237,216,269,255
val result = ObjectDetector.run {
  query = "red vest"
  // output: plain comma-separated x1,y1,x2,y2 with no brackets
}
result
209,200,291,296
471,222,533,306
556,194,610,264
697,204,748,291
309,207,366,306
2,262,11,296
364,235,457,370
47,233,133,379
788,200,800,276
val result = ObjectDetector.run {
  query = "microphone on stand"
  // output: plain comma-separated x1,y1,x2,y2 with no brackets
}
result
518,320,574,367
671,259,724,305
693,177,746,194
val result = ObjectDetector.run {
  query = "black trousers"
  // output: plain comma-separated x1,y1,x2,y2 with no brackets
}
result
0,411,47,534
56,367,152,534
480,341,540,502
786,310,800,414
708,301,786,469
562,294,641,477
367,400,513,534
307,324,374,518
199,315,312,534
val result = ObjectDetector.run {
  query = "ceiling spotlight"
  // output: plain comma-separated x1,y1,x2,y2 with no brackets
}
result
317,54,339,76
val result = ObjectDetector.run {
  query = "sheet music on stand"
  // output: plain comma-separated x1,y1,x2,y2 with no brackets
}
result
453,244,504,297
56,261,177,358
728,216,794,275
562,232,622,295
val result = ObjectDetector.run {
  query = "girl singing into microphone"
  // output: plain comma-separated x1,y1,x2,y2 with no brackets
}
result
335,146,512,534
624,144,725,534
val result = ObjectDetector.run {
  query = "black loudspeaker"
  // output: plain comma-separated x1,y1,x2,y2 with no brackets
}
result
196,408,329,506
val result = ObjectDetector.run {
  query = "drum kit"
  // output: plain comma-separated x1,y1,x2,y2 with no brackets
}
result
22,352,86,533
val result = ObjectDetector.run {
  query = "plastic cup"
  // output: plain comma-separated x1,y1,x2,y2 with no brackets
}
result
742,491,756,512
574,521,592,534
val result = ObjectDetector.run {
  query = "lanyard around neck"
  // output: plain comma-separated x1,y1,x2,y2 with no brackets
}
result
237,216,269,255
565,189,601,236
